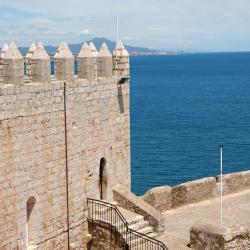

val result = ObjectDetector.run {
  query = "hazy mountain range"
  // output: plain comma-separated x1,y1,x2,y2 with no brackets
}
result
18,38,164,56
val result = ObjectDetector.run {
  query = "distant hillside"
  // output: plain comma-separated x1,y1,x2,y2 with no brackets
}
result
18,37,161,56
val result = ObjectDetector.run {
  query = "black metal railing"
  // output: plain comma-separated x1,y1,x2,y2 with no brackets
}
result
87,198,168,250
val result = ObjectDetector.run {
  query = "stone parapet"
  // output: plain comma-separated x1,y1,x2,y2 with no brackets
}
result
113,183,165,233
217,170,250,195
171,177,217,209
30,43,50,83
1,40,130,84
1,42,24,85
54,42,75,82
97,43,113,78
142,170,250,211
77,42,96,80
113,40,129,77
142,186,172,212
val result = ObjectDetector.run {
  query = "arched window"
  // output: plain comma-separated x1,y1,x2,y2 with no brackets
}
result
26,197,36,247
99,158,107,200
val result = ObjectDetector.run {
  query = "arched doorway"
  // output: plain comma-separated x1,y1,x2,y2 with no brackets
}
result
26,196,36,247
99,158,107,200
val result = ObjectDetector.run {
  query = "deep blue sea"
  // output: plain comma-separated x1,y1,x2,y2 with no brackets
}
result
130,53,250,195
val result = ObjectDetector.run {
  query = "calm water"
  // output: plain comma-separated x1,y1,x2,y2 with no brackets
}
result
130,53,250,195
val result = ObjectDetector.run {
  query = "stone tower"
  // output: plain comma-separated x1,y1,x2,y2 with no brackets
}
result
0,40,130,249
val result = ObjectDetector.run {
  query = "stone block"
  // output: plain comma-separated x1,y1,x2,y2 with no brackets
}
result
142,185,172,211
172,177,217,208
217,170,250,195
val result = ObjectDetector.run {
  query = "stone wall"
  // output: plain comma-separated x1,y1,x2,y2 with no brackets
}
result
142,171,250,212
190,222,250,250
66,77,130,248
220,171,250,195
140,186,172,212
0,76,130,249
0,81,68,249
113,183,165,233
87,221,127,250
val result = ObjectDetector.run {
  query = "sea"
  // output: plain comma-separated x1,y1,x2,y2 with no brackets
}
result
130,52,250,195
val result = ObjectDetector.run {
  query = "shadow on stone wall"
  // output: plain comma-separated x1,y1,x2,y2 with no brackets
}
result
87,220,127,250
117,86,124,114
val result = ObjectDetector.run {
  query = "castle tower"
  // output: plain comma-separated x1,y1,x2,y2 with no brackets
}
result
113,40,129,77
30,42,50,83
0,43,9,83
77,42,96,79
97,42,113,78
25,43,36,81
0,38,131,249
1,42,24,85
54,42,74,82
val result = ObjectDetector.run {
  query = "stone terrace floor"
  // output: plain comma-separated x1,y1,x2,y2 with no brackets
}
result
162,189,250,246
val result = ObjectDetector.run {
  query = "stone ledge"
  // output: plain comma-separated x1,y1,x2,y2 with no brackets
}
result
172,177,217,208
142,171,250,212
217,170,250,195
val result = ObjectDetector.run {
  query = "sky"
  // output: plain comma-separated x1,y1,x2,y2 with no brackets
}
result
0,0,250,52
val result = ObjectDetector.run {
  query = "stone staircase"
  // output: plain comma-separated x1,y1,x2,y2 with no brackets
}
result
90,200,163,249
118,207,158,240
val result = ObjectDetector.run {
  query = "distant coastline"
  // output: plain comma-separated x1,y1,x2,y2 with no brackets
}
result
5,37,250,57
16,37,184,57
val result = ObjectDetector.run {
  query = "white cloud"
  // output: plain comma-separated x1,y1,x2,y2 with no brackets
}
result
81,29,91,35
1,0,250,51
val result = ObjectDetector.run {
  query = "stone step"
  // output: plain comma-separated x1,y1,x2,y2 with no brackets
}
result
129,220,149,231
137,226,154,235
147,232,158,239
127,215,144,225
124,227,154,242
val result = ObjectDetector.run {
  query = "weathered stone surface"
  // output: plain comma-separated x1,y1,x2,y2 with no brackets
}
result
0,75,130,249
113,40,129,77
30,42,50,83
157,234,190,250
143,172,250,212
54,42,74,82
87,221,127,250
113,183,164,233
0,44,8,82
97,43,112,78
25,43,37,81
162,190,250,246
1,42,24,85
217,170,250,195
172,177,217,208
77,42,96,80
190,222,250,250
142,186,172,212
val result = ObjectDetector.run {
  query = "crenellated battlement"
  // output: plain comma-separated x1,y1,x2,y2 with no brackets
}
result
0,40,130,86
